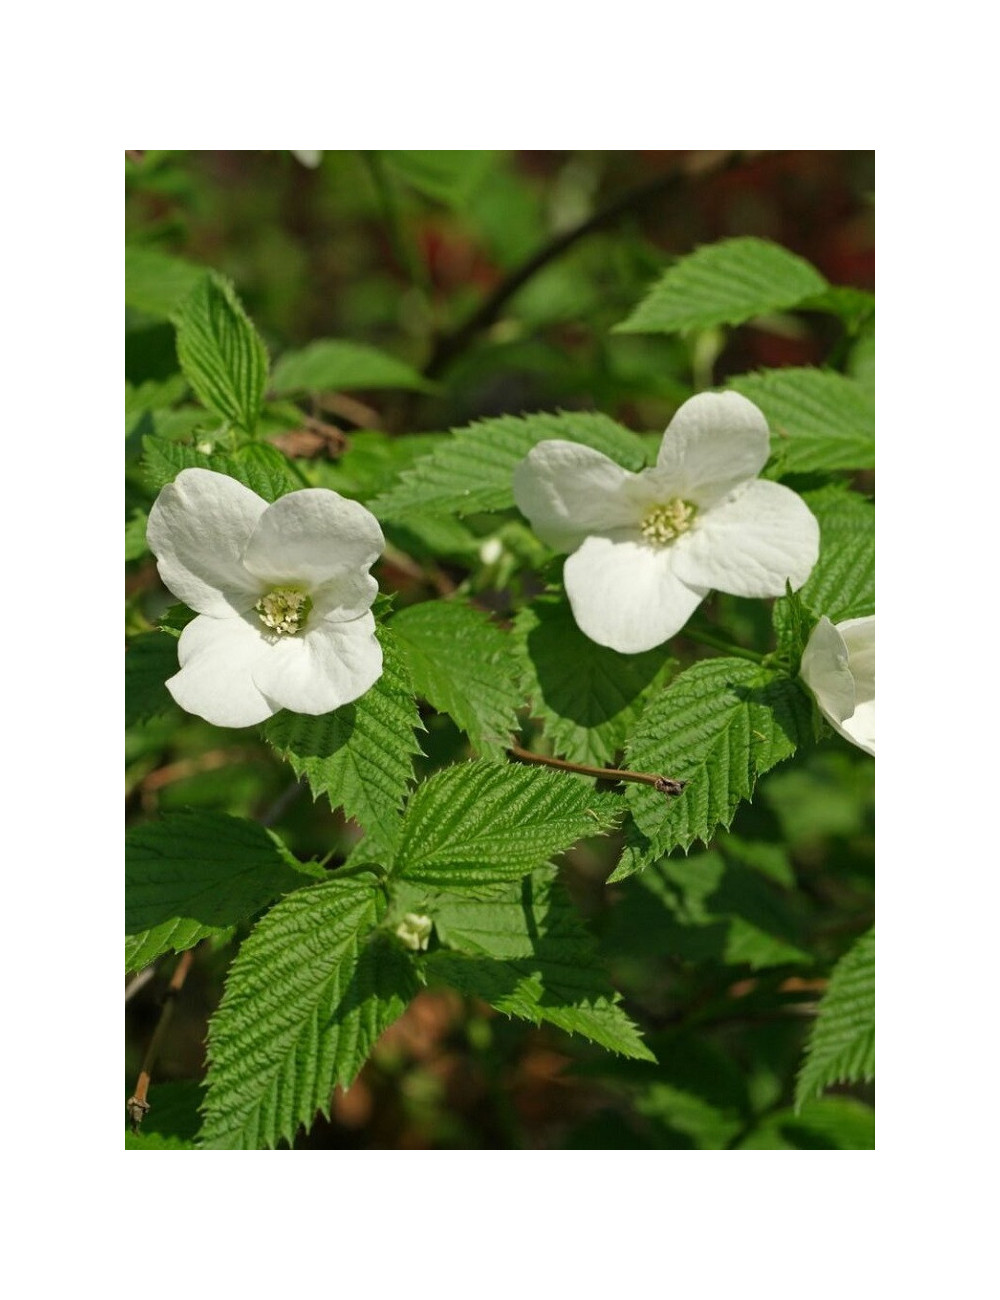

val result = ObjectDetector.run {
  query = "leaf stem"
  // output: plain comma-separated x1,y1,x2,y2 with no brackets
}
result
508,744,685,796
683,626,765,663
126,946,197,1132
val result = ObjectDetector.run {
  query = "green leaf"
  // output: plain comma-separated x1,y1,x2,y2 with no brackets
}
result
773,486,874,657
263,627,424,844
371,411,648,521
381,150,495,208
125,812,320,972
394,760,622,887
728,368,875,474
124,1082,204,1150
515,592,675,766
422,870,654,1059
125,632,179,727
125,246,208,318
124,510,149,562
271,339,434,395
614,237,828,334
200,876,417,1149
309,430,445,500
612,660,812,880
174,275,269,435
740,1097,874,1150
391,600,521,758
611,847,810,970
798,286,876,332
141,435,300,501
796,927,874,1108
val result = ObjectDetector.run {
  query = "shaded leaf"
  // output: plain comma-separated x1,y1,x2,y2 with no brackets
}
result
271,339,434,395
125,246,208,318
515,593,675,766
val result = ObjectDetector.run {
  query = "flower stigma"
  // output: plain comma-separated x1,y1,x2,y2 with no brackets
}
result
255,586,313,636
639,498,697,545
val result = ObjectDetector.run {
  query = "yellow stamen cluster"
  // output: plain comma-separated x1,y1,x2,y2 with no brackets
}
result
255,587,312,636
640,498,697,545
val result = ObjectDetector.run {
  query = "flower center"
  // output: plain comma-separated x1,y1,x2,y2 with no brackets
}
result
639,498,697,545
255,586,312,636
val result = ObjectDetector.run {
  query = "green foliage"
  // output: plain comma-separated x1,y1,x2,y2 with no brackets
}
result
125,632,178,727
372,411,648,520
796,927,875,1108
125,812,320,972
125,1082,204,1150
391,600,521,757
174,274,269,435
381,150,495,208
124,510,149,562
271,339,434,395
141,435,300,501
610,845,810,970
613,660,813,880
263,628,424,844
515,593,675,766
614,237,828,334
794,485,876,622
393,760,622,886
125,246,208,318
422,870,654,1059
729,367,875,474
739,1097,874,1149
200,876,418,1149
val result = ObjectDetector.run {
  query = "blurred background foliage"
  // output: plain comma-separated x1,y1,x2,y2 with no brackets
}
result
126,150,874,1149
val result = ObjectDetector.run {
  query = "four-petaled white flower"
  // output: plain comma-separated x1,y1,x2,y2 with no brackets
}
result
512,391,820,653
146,468,385,728
800,615,875,756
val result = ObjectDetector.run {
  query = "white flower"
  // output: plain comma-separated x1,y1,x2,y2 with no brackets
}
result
512,392,820,653
291,150,323,168
800,615,875,756
146,468,385,727
395,913,433,952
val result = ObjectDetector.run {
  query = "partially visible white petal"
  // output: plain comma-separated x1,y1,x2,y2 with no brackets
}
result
513,441,638,552
800,616,856,723
838,616,875,706
168,613,276,727
242,489,384,588
146,469,266,616
251,612,383,715
564,535,706,653
672,479,819,597
311,570,379,622
655,391,771,507
840,700,875,756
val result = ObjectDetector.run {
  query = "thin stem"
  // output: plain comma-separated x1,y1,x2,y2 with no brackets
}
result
508,744,685,796
126,946,196,1132
362,151,431,294
683,626,765,663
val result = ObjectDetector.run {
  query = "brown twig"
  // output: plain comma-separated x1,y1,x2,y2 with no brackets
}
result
126,947,197,1132
507,744,685,796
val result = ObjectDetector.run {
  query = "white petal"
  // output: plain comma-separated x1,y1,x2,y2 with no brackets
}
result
242,489,384,588
840,700,875,755
146,469,266,616
311,570,379,622
655,391,771,507
839,616,875,705
513,441,637,552
251,612,383,715
672,479,819,597
168,613,277,727
800,616,856,724
564,535,707,653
